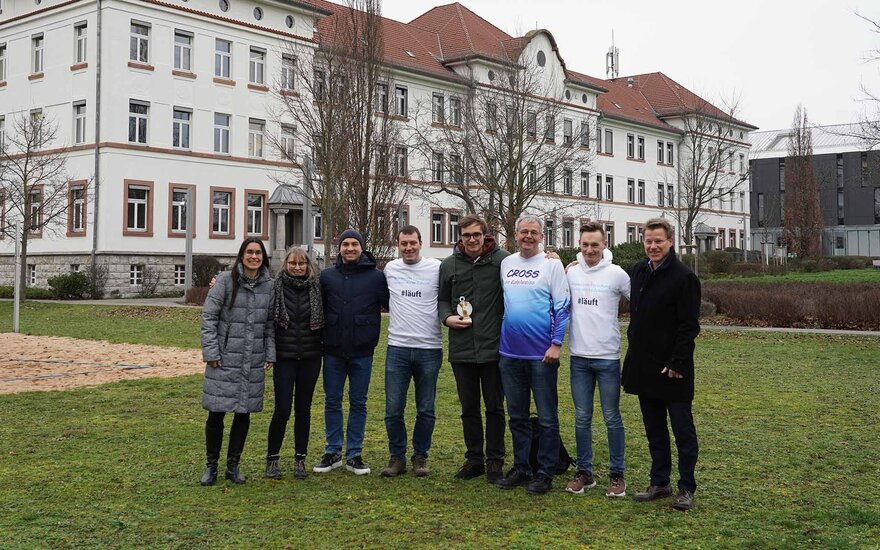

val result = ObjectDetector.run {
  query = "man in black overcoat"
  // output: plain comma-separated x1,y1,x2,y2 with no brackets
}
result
622,217,701,511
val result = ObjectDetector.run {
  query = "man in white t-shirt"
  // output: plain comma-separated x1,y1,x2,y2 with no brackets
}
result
564,221,631,497
380,225,443,478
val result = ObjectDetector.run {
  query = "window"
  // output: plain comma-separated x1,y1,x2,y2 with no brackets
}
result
174,265,186,286
542,219,556,248
604,129,613,154
393,145,407,178
739,191,745,212
875,188,880,224
431,152,444,182
313,70,326,101
638,180,645,205
214,113,230,153
280,124,295,159
667,184,674,207
527,164,536,189
779,159,785,191
129,23,149,63
861,152,868,187
0,116,4,151
246,192,265,235
213,190,232,235
431,211,444,244
28,265,37,286
32,34,44,73
544,115,555,142
313,212,323,240
248,119,264,158
605,175,614,201
717,229,725,250
215,39,231,78
449,154,464,184
728,151,734,172
172,108,191,149
757,193,765,223
432,93,445,123
73,102,87,144
580,121,589,147
627,179,635,203
545,166,554,193
657,140,664,163
595,173,602,200
667,142,674,166
130,265,144,286
837,190,844,225
25,189,42,232
128,101,149,144
563,119,573,145
486,103,497,132
30,109,43,144
395,86,407,116
126,185,150,232
170,187,188,233
739,153,745,175
174,31,192,71
604,223,614,247
71,264,81,273
450,97,462,126
658,183,665,207
563,169,573,195
837,154,844,188
580,171,589,196
562,220,573,248
74,23,87,64
627,134,635,158
729,230,736,249
448,212,460,243
281,55,296,90
637,136,645,160
527,111,537,138
0,43,6,82
718,187,726,211
249,47,265,84
375,82,387,112
627,225,638,244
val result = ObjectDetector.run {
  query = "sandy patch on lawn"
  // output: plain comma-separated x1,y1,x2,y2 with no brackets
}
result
0,333,204,394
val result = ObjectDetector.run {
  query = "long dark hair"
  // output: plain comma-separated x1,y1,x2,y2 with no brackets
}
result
228,237,269,310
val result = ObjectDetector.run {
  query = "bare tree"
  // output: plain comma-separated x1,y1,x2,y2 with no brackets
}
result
782,105,823,257
267,0,405,261
1,111,77,291
408,55,595,249
671,97,750,249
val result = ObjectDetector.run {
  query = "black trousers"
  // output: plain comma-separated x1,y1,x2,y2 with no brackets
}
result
266,357,322,458
451,361,506,462
638,396,699,492
205,411,250,465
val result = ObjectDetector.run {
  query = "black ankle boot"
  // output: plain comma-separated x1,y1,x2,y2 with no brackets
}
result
200,462,218,485
226,459,246,484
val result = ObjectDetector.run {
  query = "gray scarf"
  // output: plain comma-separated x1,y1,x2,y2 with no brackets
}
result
273,271,324,331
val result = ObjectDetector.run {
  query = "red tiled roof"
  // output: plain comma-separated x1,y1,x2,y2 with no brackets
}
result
408,2,516,64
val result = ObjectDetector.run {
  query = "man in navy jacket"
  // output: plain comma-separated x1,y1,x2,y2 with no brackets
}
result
313,229,389,476
623,217,701,511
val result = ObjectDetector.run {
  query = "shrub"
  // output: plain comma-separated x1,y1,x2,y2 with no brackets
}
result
827,256,872,270
86,263,108,299
0,286,56,299
704,250,734,274
185,286,210,306
554,247,579,267
729,263,765,277
138,266,161,298
48,272,90,299
610,241,646,273
192,255,222,288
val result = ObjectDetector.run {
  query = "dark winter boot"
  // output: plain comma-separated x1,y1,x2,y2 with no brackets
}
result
200,415,223,486
225,413,250,484
265,455,282,480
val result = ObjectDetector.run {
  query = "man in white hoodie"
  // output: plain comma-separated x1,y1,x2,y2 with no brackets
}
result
565,221,631,497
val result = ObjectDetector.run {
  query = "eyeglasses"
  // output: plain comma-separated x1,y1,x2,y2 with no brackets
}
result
518,229,541,237
461,232,484,240
286,261,308,266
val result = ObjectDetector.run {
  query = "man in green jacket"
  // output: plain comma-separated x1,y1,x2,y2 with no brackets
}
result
439,214,509,483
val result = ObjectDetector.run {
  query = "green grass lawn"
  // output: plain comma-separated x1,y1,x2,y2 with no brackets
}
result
707,268,880,284
1,303,879,548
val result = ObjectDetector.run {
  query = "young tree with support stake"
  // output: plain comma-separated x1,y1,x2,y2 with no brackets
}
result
1,111,81,292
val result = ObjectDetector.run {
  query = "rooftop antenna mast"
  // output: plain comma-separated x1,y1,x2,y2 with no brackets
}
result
606,30,619,79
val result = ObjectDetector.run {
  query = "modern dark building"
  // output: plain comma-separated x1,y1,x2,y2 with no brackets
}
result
749,124,880,257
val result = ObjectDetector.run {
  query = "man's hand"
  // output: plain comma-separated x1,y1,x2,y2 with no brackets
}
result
543,344,561,364
209,275,217,289
208,360,221,368
445,315,471,329
545,251,560,260
564,260,577,273
661,366,684,379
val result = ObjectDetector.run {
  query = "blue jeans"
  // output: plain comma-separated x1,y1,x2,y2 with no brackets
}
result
570,356,625,475
499,357,559,477
384,346,442,459
323,354,373,458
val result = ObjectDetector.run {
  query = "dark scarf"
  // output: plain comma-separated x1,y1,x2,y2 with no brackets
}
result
272,270,324,331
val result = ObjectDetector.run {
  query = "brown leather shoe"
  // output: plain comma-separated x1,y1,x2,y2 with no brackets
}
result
672,489,695,511
412,455,430,477
380,456,406,477
633,484,673,502
486,460,504,484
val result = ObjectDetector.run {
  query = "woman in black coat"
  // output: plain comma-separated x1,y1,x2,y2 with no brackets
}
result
264,248,324,480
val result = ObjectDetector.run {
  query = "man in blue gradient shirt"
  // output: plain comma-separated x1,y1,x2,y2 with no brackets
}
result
495,214,571,495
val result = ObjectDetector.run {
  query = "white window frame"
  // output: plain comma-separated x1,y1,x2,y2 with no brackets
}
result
0,43,6,82
28,264,37,286
71,186,85,232
215,39,232,79
32,34,44,74
313,212,323,240
127,186,149,231
605,175,614,201
393,145,407,178
212,191,231,234
172,108,191,149
130,265,144,286
174,30,193,71
129,22,150,64
249,47,265,85
0,116,5,151
563,119,573,145
563,169,573,195
280,124,296,159
638,179,645,205
667,142,674,166
171,188,188,233
658,140,664,163
281,55,296,90
580,171,589,196
74,23,87,65
603,128,613,155
448,212,460,244
432,93,445,123
73,102,87,145
248,119,264,158
174,265,186,286
375,82,388,112
627,178,635,203
247,193,264,235
431,152,444,182
580,121,589,147
214,113,230,154
128,100,149,144
431,211,444,244
450,97,462,126
395,86,407,116
658,183,665,207
637,136,645,160
627,134,635,158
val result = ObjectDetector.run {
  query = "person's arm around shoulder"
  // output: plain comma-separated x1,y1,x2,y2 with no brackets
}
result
202,272,230,367
616,264,632,301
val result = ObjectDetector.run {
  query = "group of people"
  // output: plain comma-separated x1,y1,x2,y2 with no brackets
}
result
198,214,702,511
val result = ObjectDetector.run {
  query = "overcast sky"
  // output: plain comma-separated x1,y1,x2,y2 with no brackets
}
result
380,0,880,132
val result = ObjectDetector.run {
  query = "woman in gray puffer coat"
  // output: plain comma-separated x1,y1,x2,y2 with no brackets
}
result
199,237,275,486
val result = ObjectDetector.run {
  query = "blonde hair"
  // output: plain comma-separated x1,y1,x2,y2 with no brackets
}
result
283,247,319,278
